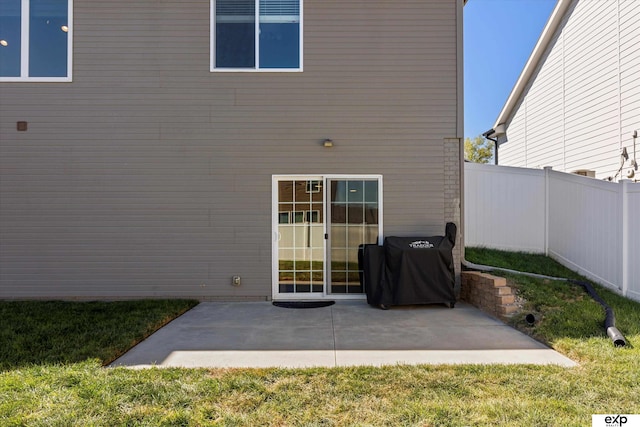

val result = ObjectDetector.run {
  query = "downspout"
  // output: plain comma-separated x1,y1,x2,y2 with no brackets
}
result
484,132,499,165
482,124,506,165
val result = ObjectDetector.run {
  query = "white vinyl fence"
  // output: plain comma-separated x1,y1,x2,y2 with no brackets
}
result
464,162,640,302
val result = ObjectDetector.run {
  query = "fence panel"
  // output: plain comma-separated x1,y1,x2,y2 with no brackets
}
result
464,163,546,252
627,184,640,301
547,171,623,291
464,162,638,302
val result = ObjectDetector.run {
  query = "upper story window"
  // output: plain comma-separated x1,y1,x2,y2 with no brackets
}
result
0,0,72,81
211,0,302,72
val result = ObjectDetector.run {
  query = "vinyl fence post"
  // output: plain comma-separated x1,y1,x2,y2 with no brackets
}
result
621,179,630,297
543,167,553,256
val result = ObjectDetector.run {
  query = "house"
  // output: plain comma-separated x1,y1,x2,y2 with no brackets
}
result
487,0,639,182
0,0,464,300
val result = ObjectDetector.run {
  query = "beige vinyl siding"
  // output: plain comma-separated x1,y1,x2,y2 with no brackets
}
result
563,0,619,178
500,10,569,171
500,101,525,167
520,28,564,171
500,0,639,180
619,0,640,149
0,0,460,299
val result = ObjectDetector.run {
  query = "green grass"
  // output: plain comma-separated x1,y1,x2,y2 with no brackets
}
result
1,251,640,426
465,247,585,279
0,300,198,370
465,248,640,346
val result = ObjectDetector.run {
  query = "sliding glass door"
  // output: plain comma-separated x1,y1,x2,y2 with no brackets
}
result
273,175,382,299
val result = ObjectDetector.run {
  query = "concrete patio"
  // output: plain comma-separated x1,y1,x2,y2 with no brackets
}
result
111,301,577,369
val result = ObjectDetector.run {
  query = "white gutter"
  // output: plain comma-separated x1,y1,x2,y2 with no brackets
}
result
492,0,573,130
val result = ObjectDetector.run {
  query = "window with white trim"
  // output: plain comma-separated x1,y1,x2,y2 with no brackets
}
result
293,210,304,223
306,180,321,193
0,0,72,81
305,210,319,223
211,0,301,71
278,212,290,224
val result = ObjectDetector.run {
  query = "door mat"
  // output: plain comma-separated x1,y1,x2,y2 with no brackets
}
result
273,301,335,309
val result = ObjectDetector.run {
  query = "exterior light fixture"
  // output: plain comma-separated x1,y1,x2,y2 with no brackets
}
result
61,25,69,32
0,40,7,47
322,138,333,147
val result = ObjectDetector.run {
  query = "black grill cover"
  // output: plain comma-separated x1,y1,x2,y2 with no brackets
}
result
359,244,392,306
360,223,456,308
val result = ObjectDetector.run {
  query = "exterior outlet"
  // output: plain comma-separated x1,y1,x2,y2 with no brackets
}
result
232,276,241,287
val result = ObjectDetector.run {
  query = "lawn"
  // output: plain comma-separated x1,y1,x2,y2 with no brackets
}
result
1,250,639,426
0,300,198,370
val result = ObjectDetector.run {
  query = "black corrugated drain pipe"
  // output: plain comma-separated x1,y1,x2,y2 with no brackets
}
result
462,260,627,347
569,279,627,347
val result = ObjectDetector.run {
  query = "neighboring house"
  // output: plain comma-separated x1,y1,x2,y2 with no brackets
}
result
487,0,639,181
0,0,464,300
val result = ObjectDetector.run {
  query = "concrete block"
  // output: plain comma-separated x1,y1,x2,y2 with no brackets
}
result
499,304,519,315
496,294,515,305
485,275,507,287
494,286,512,296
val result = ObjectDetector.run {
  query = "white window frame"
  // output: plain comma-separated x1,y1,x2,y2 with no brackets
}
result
210,0,303,72
0,0,73,82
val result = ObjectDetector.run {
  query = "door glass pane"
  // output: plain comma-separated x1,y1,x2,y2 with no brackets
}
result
278,180,293,202
348,205,364,224
329,180,379,295
216,0,255,68
29,0,68,77
346,181,364,202
278,179,323,294
364,180,378,203
0,0,21,77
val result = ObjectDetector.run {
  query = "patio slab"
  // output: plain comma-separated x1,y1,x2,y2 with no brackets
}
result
110,301,577,368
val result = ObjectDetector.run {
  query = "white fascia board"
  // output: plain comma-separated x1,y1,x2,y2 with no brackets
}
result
493,0,573,131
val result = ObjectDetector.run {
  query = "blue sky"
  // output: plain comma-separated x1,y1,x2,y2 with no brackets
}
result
464,0,557,139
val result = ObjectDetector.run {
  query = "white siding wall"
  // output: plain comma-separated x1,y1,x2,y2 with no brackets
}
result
523,28,564,171
500,0,640,181
563,0,619,178
620,0,640,154
499,100,527,166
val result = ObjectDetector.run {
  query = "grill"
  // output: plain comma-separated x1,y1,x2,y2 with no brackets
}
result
360,223,457,309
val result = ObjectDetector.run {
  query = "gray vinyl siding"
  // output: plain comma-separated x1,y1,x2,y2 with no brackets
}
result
500,0,640,180
0,0,461,299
